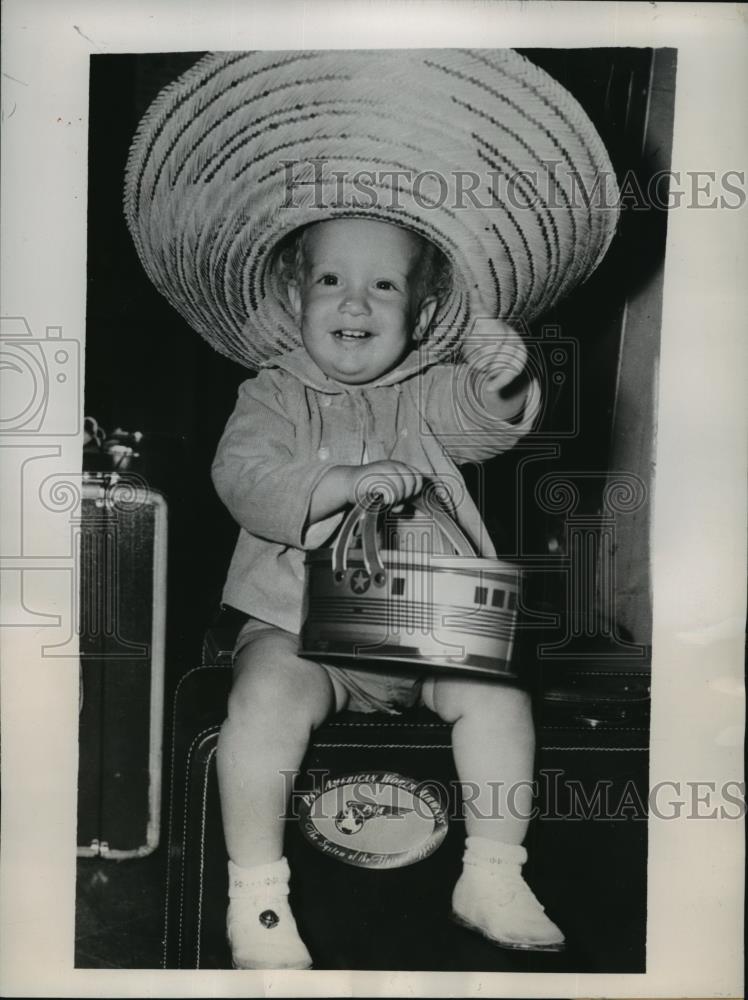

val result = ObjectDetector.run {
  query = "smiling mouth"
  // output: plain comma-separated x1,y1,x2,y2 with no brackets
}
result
333,329,372,340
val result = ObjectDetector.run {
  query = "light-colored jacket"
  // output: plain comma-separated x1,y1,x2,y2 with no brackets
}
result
212,344,540,633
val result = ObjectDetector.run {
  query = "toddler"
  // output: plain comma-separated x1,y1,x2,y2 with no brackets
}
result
124,48,619,973
211,216,564,969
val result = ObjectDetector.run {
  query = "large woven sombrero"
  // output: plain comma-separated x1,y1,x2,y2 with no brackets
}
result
124,49,619,370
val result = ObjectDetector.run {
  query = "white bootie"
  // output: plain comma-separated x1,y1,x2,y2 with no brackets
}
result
452,837,565,952
226,857,312,970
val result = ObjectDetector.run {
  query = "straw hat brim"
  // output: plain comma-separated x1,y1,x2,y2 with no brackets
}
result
124,49,619,370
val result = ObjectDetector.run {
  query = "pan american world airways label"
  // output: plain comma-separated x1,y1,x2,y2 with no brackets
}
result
297,772,449,869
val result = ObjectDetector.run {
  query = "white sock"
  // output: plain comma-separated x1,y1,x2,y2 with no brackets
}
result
226,856,312,969
228,857,290,899
454,836,564,951
463,835,527,868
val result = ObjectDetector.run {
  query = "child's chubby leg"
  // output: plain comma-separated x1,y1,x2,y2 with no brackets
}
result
421,675,534,843
217,625,349,969
421,675,564,952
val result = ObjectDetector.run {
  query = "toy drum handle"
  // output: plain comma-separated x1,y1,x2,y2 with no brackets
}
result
331,484,477,581
411,493,477,557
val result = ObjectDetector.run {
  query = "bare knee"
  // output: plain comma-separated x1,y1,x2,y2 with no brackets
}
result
429,677,533,731
227,643,334,734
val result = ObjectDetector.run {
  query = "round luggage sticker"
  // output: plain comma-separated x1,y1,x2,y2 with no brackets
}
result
297,772,448,869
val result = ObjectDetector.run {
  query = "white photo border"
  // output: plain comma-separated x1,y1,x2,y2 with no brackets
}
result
1,1,745,997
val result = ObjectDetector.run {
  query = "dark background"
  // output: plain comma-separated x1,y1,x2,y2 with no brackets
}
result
77,48,675,970
84,48,673,681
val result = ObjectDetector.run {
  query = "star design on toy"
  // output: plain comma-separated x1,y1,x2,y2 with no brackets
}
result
350,569,371,594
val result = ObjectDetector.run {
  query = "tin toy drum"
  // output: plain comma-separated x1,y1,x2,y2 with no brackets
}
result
300,490,522,680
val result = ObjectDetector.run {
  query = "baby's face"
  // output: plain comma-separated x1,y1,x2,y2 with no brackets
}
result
287,219,436,384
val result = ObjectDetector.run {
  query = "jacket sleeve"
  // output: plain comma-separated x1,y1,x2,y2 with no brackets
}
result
211,372,340,549
417,355,542,465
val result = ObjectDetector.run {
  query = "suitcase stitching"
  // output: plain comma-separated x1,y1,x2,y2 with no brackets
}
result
170,708,452,965
185,728,459,966
170,726,648,966
543,726,649,732
196,743,218,969
166,669,648,967
177,744,649,971
542,746,648,752
313,742,451,749
543,671,650,677
326,722,449,729
188,735,459,968
164,667,445,965
165,667,224,967
179,724,222,967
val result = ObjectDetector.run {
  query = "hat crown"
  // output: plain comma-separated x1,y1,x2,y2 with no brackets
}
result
125,49,619,370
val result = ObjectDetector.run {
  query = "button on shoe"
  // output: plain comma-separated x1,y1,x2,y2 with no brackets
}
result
227,895,312,970
226,857,312,970
259,908,279,929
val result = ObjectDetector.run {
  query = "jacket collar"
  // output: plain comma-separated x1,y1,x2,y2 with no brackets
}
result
263,343,430,394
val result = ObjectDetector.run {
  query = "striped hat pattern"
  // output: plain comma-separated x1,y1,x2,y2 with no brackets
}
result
124,49,620,370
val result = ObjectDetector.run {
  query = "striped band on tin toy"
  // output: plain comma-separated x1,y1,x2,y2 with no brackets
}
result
124,49,620,370
300,491,524,680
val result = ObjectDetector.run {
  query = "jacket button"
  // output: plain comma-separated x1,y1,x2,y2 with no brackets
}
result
318,447,330,460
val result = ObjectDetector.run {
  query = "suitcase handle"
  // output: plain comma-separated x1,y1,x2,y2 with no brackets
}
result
331,481,477,584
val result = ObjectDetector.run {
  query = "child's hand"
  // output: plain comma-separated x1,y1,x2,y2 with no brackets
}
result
462,289,526,367
462,290,532,422
309,462,422,524
347,460,424,507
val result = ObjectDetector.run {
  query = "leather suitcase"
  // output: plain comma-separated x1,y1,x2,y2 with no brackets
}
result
163,665,461,970
77,471,167,858
163,660,648,972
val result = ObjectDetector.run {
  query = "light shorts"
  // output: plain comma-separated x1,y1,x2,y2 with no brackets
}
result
232,615,428,715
